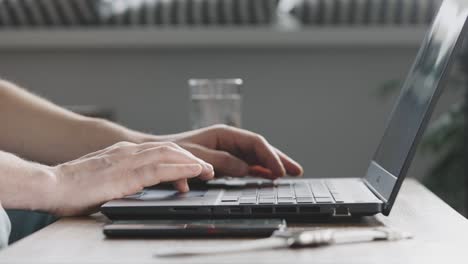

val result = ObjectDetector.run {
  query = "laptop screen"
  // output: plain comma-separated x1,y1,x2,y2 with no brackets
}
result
364,0,468,215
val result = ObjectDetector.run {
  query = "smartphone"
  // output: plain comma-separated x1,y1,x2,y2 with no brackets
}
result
103,219,286,238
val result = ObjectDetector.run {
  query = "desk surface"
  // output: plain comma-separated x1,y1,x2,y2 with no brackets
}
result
0,179,467,264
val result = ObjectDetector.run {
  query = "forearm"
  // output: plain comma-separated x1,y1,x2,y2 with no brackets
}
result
0,150,56,212
0,80,154,164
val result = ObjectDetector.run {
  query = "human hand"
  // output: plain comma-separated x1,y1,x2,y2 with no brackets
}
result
154,125,303,179
48,141,214,216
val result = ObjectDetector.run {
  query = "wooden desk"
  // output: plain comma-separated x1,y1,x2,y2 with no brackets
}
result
0,179,467,263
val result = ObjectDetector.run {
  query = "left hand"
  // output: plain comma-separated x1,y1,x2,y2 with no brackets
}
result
147,125,303,179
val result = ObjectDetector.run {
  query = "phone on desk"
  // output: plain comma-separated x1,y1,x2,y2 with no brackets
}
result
103,219,286,238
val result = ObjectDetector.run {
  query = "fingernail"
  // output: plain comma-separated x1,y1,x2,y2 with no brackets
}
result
205,163,214,171
190,164,203,173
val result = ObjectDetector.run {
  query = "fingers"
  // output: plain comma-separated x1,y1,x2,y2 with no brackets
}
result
79,141,215,193
212,126,285,178
209,125,303,178
134,163,203,188
251,135,286,178
173,179,190,193
273,147,304,176
248,165,274,179
131,145,214,181
182,144,249,177
55,142,216,216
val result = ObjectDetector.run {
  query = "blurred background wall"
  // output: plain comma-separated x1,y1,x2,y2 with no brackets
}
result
0,44,460,180
0,0,462,188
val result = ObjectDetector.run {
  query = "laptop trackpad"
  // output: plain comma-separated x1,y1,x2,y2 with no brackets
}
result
125,190,207,201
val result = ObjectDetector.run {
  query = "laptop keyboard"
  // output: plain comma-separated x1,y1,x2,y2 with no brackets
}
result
220,180,344,205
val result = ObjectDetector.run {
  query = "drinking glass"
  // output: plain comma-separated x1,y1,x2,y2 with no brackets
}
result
189,78,242,129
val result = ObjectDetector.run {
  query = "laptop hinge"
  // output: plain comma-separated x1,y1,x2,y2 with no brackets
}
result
362,178,388,204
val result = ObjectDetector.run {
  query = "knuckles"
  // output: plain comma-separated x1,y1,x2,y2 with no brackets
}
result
106,141,136,154
207,124,267,144
217,151,234,164
107,141,184,156
91,155,114,168
253,134,267,144
141,141,179,149
208,124,231,133
113,141,136,148
160,141,179,148
155,145,174,154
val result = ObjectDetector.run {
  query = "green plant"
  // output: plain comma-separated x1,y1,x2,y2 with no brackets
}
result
420,102,465,214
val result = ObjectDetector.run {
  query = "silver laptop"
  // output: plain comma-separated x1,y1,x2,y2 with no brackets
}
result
102,0,468,220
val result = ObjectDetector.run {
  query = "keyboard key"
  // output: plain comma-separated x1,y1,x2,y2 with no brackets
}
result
259,187,275,193
224,190,241,197
239,197,257,204
332,194,345,203
296,197,314,203
310,181,333,198
326,182,341,195
294,183,312,198
315,197,333,203
277,198,295,204
259,187,275,198
242,188,257,196
221,196,239,202
259,197,276,204
294,182,309,188
277,185,294,198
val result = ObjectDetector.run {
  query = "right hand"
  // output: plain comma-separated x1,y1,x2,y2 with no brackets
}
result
48,141,214,216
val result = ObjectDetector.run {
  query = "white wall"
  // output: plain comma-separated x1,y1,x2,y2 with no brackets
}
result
0,45,461,180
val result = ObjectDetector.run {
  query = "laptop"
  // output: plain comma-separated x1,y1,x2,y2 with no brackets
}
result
101,0,468,220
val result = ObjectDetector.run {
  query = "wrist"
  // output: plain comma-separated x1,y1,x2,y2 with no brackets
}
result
127,130,163,144
4,162,60,214
30,164,59,214
82,117,163,145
